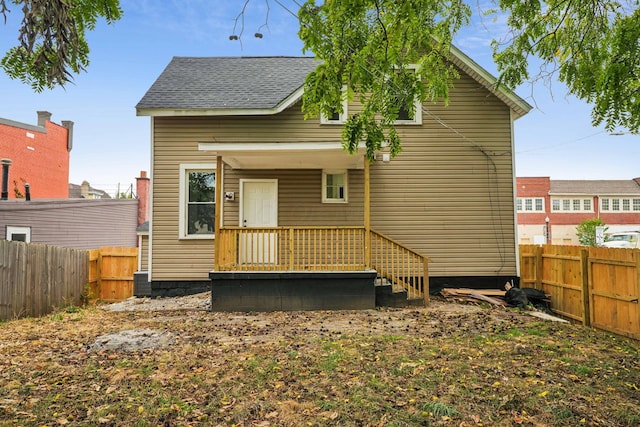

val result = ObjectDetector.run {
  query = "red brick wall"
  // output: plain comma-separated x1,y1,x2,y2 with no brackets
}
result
0,117,70,199
515,177,551,225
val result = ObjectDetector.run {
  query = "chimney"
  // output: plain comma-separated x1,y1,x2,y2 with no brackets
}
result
24,183,31,201
1,158,12,200
80,180,90,198
136,171,150,226
62,120,74,152
37,111,52,127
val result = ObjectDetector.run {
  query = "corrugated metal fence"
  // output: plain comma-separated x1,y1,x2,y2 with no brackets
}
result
0,242,137,320
520,244,640,339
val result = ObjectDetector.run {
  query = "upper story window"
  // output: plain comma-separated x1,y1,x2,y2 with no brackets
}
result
179,164,216,239
517,197,544,212
551,198,593,212
391,65,422,125
320,86,348,124
322,170,347,203
600,197,640,212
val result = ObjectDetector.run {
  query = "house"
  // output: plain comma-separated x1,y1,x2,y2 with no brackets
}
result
0,111,73,199
516,177,640,245
68,181,112,199
1,171,149,249
135,51,531,310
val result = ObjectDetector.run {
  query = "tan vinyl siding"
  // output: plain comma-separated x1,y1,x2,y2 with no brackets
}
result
370,72,517,276
151,70,519,280
151,103,355,281
222,169,363,227
139,234,149,271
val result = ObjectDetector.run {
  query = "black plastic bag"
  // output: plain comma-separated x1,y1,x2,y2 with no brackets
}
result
505,287,529,308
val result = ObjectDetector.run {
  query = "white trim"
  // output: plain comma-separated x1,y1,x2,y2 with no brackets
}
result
322,170,348,203
179,163,217,239
510,109,520,277
239,179,279,227
6,225,31,242
199,141,359,152
392,64,422,125
320,86,348,124
148,117,154,281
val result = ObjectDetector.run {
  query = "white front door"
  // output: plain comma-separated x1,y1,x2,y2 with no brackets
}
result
241,180,278,227
240,180,278,264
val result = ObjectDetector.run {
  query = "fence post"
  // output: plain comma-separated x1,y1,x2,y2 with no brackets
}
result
580,247,591,327
535,245,543,290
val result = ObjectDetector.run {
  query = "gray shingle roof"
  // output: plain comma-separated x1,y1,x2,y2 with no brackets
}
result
550,180,640,195
136,56,319,111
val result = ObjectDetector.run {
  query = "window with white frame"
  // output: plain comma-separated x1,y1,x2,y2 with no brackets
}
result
322,170,347,203
6,226,31,242
391,65,422,125
320,86,348,124
516,197,545,212
179,164,216,239
600,197,640,212
551,198,594,212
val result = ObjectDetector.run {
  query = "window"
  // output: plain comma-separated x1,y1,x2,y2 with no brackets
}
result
516,197,544,212
320,87,348,124
179,164,216,239
600,197,640,212
6,226,31,242
322,170,347,203
392,65,422,125
551,198,594,212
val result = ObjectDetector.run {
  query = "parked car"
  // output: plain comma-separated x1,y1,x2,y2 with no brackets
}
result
601,232,640,249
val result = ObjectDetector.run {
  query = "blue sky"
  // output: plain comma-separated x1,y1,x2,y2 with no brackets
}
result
1,0,637,197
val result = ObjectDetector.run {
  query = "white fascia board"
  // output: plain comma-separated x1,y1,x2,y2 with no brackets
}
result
199,141,359,152
449,45,532,119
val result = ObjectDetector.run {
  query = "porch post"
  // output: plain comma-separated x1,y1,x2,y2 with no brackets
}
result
214,156,222,271
364,155,371,268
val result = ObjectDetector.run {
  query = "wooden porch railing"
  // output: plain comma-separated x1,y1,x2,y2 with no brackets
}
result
216,226,430,303
370,231,430,304
217,227,367,271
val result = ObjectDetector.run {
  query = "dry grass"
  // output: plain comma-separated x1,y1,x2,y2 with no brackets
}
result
0,298,638,426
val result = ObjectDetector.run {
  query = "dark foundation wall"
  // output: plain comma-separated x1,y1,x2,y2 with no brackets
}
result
209,271,377,312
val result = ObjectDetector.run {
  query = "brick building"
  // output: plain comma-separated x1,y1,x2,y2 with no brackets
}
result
516,177,640,245
0,111,73,199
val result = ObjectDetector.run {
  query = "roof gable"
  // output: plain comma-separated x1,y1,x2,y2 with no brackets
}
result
136,50,531,118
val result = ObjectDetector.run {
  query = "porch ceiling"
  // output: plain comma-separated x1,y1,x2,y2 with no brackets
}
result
198,141,366,169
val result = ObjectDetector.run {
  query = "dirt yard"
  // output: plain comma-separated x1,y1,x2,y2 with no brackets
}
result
0,293,637,426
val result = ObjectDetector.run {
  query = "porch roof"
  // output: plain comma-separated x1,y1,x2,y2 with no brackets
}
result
198,141,366,169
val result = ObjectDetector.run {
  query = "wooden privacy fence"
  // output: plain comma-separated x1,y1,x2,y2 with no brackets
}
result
0,240,87,320
88,247,138,302
0,242,138,320
520,244,640,339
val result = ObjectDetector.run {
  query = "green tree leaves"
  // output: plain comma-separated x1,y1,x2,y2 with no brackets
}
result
576,218,607,246
493,1,640,133
0,0,122,92
299,0,470,159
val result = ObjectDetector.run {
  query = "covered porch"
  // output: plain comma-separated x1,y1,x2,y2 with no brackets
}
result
202,141,430,310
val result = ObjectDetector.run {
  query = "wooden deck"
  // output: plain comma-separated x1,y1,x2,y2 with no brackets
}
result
215,226,430,304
